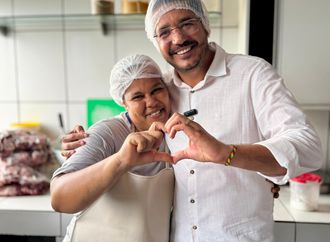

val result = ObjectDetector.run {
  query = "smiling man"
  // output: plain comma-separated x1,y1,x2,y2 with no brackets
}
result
143,0,322,241
60,1,322,241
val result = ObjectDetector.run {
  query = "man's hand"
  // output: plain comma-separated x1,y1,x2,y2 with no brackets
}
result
61,125,88,159
161,112,229,164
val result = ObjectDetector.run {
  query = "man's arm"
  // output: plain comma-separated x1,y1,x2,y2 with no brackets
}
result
161,113,287,177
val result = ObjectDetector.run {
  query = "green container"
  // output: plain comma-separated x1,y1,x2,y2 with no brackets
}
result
87,99,126,128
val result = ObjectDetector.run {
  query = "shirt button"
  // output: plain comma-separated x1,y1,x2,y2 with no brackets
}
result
192,225,197,230
190,199,195,203
190,90,195,93
190,170,195,174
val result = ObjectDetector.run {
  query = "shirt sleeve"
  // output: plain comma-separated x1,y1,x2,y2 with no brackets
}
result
251,60,323,184
52,118,127,179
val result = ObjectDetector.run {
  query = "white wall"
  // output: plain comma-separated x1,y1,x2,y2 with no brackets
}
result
0,0,242,139
275,0,330,171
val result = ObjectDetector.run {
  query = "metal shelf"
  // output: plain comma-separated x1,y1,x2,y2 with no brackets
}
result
0,12,222,36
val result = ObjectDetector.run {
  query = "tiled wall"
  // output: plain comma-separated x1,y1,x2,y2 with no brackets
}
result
0,0,240,140
0,0,329,172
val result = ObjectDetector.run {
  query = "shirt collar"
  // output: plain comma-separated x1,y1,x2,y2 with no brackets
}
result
171,42,227,88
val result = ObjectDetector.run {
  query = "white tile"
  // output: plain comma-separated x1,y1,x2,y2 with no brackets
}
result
68,102,87,131
63,0,91,15
116,29,167,71
0,0,12,16
65,30,115,101
13,0,62,16
209,26,222,46
221,28,240,54
0,103,18,131
15,31,66,101
20,102,67,140
304,110,329,170
0,33,16,101
222,0,239,27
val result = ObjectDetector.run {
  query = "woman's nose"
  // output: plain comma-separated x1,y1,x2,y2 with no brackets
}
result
145,95,158,107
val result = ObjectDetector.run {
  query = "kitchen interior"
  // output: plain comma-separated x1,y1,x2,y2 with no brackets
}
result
0,0,329,241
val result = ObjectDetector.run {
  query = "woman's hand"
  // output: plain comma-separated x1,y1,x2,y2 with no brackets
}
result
61,125,88,159
115,127,173,171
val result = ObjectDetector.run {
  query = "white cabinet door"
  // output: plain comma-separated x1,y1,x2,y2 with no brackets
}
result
296,223,330,242
274,222,295,242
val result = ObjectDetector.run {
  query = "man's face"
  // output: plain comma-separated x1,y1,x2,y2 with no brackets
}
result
123,78,171,131
154,9,209,73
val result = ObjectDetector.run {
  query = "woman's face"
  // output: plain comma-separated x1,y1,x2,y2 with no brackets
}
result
123,78,171,131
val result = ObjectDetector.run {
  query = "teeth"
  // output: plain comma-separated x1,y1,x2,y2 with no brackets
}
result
177,47,191,55
148,110,161,118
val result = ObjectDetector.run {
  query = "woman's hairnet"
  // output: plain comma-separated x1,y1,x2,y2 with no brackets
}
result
109,54,163,106
145,0,210,50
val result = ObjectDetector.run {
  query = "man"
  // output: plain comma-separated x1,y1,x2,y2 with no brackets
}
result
62,0,322,241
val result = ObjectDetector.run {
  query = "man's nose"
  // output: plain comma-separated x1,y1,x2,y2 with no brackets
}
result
170,28,186,44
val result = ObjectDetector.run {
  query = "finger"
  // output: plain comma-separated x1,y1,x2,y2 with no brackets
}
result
61,132,88,143
72,125,85,133
273,192,279,199
61,139,86,151
61,150,76,159
149,122,166,133
129,133,158,152
172,150,189,163
152,151,174,164
271,186,280,193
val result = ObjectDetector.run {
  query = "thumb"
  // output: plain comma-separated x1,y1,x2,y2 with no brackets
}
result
172,150,189,163
149,121,166,133
153,151,174,164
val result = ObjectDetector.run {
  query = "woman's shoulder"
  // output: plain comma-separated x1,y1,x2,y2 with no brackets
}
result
89,113,131,136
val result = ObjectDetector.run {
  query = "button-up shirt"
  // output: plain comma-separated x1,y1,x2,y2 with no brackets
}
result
165,43,322,242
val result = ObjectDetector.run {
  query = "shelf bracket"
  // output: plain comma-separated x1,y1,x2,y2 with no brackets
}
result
101,22,109,35
0,26,9,36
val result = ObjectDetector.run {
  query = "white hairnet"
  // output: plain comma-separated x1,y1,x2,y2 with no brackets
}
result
145,0,210,50
109,54,163,106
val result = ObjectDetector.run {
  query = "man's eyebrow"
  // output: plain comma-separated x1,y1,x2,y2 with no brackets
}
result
156,16,196,30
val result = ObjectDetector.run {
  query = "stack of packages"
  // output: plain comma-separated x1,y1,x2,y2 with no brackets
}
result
0,129,54,196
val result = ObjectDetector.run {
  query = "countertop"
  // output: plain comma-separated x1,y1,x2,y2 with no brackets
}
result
274,186,330,224
0,186,329,238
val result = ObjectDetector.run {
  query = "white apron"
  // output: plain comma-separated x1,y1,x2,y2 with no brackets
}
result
71,166,174,242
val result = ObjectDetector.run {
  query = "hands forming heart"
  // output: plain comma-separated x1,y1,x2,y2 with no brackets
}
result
126,112,231,166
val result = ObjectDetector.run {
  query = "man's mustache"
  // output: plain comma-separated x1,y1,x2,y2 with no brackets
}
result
169,40,198,55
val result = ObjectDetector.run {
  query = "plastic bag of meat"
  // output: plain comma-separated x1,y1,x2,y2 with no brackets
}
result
0,183,49,196
0,162,50,196
0,150,50,167
0,129,49,159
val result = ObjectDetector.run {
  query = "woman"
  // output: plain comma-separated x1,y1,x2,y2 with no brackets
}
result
51,54,174,242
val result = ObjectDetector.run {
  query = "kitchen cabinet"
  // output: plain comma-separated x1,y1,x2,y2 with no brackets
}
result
0,187,329,241
296,223,330,242
274,222,295,242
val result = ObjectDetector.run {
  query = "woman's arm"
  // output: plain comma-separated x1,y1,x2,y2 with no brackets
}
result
51,130,171,213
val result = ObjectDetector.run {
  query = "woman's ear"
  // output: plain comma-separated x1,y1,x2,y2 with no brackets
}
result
123,101,128,110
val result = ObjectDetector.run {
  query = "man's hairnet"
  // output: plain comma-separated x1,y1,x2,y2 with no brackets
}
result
145,0,210,50
109,54,163,106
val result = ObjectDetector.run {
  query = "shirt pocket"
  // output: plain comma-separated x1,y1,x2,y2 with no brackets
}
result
223,216,273,242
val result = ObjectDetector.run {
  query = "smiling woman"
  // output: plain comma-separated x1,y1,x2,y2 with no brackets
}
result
50,54,174,242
